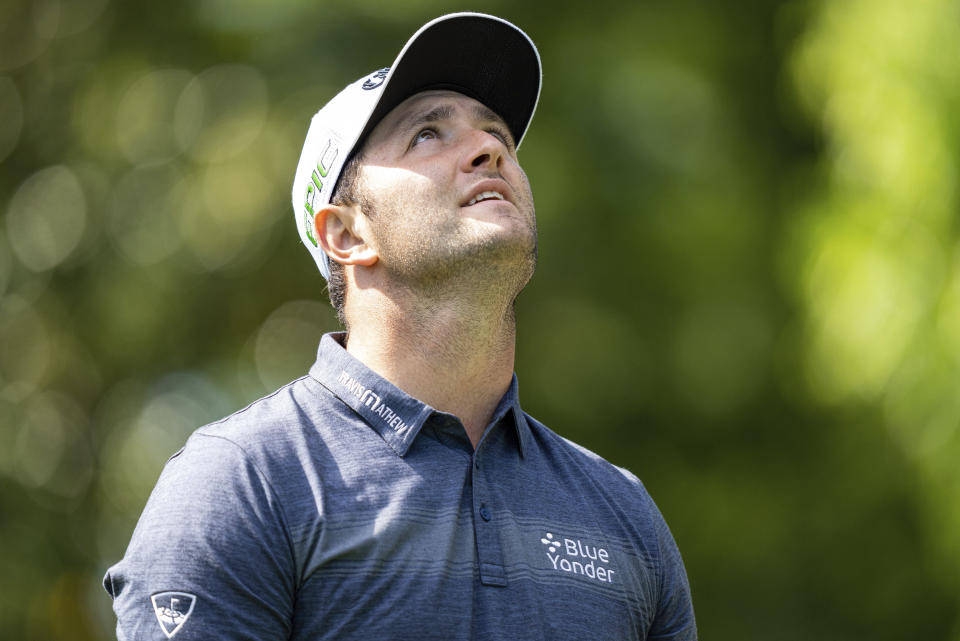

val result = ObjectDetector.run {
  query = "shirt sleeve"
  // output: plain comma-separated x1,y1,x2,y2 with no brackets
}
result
103,432,296,641
647,501,697,640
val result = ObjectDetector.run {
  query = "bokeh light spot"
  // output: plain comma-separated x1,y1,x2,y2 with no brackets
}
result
116,68,195,166
31,0,60,40
99,372,231,517
799,210,945,402
0,231,12,298
174,64,269,163
0,2,51,71
6,165,87,272
50,0,110,38
176,161,273,270
936,251,960,368
254,300,330,391
110,164,186,265
12,392,93,504
0,297,52,390
0,77,23,162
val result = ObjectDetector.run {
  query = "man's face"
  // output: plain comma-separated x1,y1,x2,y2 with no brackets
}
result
354,90,537,291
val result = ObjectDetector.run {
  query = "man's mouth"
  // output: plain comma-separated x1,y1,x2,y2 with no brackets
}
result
466,191,505,206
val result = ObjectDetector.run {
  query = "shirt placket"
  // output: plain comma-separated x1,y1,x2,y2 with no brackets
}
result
471,443,506,587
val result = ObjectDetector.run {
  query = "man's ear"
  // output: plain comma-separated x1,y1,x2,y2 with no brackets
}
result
313,204,378,268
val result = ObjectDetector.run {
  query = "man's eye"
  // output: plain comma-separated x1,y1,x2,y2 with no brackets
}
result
412,128,437,146
488,127,514,149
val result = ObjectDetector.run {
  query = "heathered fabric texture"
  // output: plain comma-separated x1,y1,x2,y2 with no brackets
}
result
104,332,696,640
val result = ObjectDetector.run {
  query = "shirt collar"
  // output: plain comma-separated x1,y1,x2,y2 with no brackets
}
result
485,374,531,458
310,332,433,456
309,332,531,458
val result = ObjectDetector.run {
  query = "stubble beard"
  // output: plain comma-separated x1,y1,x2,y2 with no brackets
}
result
368,185,538,304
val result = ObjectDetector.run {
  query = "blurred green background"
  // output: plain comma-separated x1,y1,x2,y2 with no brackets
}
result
2,0,959,638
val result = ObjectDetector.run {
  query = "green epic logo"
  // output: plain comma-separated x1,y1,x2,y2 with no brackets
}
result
303,139,339,247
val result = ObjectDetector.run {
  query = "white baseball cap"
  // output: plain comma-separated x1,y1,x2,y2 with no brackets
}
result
291,12,542,279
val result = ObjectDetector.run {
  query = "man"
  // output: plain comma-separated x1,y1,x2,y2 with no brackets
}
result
104,13,696,641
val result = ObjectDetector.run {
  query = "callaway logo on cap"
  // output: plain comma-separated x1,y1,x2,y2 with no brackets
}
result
291,12,542,279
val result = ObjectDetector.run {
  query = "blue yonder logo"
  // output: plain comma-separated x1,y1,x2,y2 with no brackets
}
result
541,532,616,584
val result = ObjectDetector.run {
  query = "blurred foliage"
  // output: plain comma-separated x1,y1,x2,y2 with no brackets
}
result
1,0,959,639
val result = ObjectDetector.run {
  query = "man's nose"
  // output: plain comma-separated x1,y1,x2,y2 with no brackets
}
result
459,129,504,173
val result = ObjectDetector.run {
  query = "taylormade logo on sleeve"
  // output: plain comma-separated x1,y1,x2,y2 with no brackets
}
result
150,592,196,638
337,370,411,436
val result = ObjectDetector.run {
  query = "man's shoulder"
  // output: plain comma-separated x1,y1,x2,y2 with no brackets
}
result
149,373,353,508
175,373,345,466
522,412,649,493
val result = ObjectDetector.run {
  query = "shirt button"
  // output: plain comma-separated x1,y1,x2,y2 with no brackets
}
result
479,505,491,521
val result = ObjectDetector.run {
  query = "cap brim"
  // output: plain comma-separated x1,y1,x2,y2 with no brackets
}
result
357,13,541,152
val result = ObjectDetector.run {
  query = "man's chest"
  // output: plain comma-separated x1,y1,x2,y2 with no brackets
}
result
287,449,658,640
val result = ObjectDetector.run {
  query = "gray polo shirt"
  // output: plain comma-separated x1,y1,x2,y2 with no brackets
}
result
104,332,696,640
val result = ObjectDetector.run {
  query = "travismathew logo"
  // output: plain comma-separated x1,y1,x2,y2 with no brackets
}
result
540,532,616,584
337,370,411,435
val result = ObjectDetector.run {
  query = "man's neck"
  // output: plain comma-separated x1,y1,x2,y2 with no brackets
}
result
344,289,518,449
